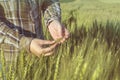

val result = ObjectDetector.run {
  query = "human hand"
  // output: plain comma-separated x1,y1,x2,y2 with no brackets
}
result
48,20,70,43
30,38,58,57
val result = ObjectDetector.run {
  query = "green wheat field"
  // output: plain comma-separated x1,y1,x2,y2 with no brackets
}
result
0,0,120,80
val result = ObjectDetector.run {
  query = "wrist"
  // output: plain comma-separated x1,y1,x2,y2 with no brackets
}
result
47,19,61,27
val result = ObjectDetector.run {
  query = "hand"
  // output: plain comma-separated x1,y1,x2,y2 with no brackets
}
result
30,38,58,57
48,20,70,43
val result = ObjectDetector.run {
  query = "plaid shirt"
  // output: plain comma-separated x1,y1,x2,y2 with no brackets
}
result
0,0,61,60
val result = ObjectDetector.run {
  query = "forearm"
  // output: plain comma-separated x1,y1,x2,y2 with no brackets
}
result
0,21,33,53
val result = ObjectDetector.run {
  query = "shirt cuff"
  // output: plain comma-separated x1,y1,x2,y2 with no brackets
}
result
46,17,61,27
19,36,33,53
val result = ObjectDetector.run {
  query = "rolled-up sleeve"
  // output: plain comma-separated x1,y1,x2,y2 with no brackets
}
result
42,0,61,27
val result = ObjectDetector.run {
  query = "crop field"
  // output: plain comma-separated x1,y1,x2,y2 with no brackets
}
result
0,0,120,80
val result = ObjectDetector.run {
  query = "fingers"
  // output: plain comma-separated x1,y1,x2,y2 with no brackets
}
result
35,43,58,57
64,28,70,39
60,38,66,43
59,27,70,43
42,43,58,53
39,40,55,45
43,43,59,56
44,51,54,56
